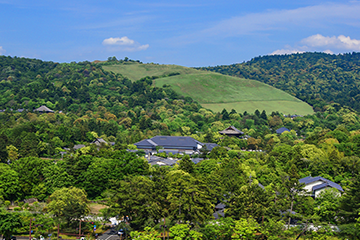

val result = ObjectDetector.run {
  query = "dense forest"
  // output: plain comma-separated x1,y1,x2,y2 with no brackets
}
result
1,55,360,239
200,52,360,111
0,56,193,114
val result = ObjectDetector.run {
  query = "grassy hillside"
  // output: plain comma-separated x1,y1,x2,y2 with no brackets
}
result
103,62,314,115
102,62,198,81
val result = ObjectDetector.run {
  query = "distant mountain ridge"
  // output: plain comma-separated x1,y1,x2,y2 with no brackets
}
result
199,52,360,111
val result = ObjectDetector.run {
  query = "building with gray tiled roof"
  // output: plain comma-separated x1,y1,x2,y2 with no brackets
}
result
134,136,204,154
299,176,343,198
219,126,244,137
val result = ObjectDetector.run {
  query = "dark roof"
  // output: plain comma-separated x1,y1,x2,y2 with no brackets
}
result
92,138,107,146
203,143,219,151
213,209,225,220
134,139,158,147
73,144,86,150
276,127,290,134
147,155,177,166
135,136,202,149
219,126,244,135
215,203,226,210
191,158,203,164
299,176,344,192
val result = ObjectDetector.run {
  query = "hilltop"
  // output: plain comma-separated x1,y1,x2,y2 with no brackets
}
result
102,62,313,115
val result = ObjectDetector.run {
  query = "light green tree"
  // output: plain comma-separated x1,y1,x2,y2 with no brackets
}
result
169,224,203,240
47,187,90,228
231,218,258,239
130,227,160,239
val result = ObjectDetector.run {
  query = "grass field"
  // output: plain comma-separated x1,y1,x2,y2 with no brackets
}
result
102,62,199,81
103,62,314,115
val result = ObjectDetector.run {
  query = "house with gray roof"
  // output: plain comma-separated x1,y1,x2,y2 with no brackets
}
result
299,176,343,198
219,126,244,138
134,136,204,155
276,127,290,134
91,138,108,146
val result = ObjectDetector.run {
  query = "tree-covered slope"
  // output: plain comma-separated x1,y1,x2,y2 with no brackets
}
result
0,56,195,114
102,61,314,115
199,52,360,111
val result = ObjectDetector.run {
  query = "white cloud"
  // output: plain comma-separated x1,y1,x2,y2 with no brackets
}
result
301,34,360,51
0,46,5,55
103,37,135,46
270,49,305,55
173,2,360,45
102,36,149,52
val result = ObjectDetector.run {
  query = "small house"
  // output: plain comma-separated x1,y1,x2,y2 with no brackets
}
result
219,126,244,138
299,176,343,198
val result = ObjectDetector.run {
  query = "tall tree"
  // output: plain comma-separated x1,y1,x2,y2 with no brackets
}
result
0,209,22,240
167,170,214,226
47,187,90,228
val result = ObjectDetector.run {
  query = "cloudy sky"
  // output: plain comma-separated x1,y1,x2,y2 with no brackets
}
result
1,0,360,66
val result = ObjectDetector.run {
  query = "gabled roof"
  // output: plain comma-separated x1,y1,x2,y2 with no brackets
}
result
92,138,107,146
276,127,290,134
135,139,158,147
299,176,344,192
219,126,244,135
135,136,202,148
34,105,54,113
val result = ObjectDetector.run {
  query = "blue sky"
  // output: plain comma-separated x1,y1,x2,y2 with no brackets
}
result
1,0,360,67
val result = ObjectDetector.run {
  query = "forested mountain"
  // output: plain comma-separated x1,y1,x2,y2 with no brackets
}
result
2,55,360,238
200,52,360,111
0,56,195,114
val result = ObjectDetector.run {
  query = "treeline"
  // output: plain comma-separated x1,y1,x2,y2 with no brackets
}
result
199,52,360,111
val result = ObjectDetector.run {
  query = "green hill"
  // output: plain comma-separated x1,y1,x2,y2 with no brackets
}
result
103,62,314,115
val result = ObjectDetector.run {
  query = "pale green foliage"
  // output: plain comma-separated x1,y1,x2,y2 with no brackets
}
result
6,145,18,162
130,227,160,239
231,218,258,239
169,224,203,240
299,144,325,161
127,144,138,150
47,187,90,225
